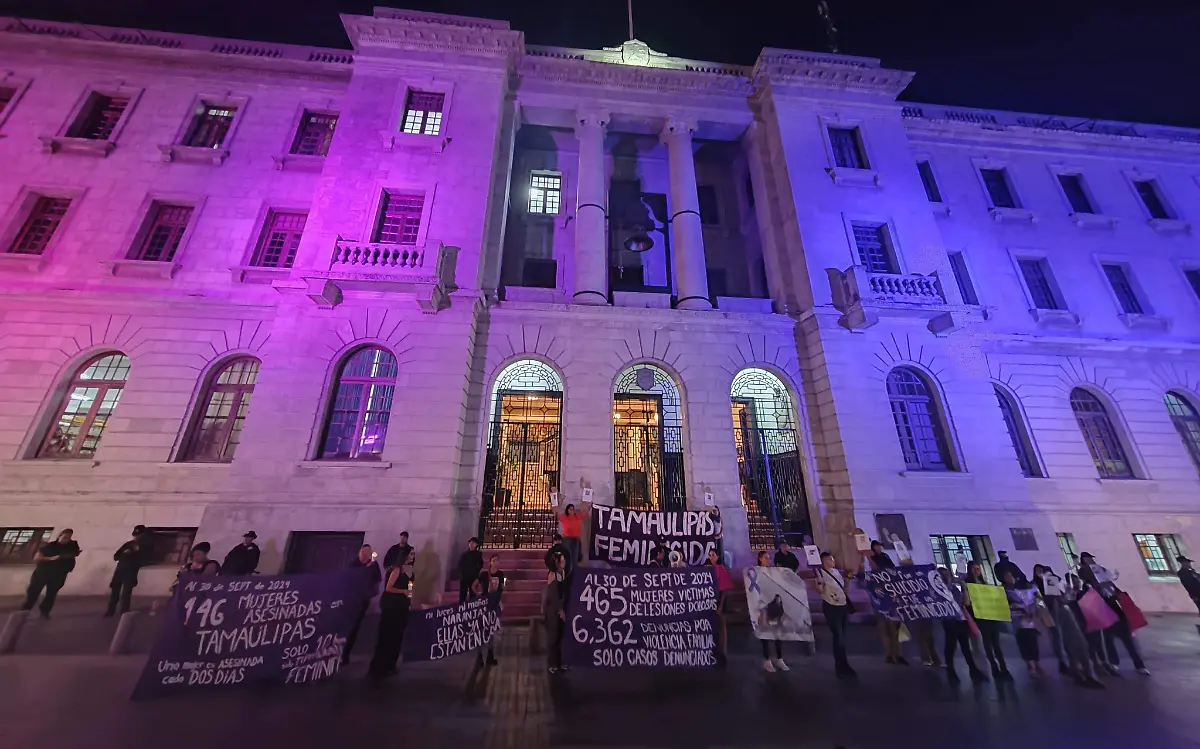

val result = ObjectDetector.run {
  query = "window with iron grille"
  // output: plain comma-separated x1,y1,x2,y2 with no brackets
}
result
1185,269,1200,301
67,93,129,140
851,222,897,274
528,172,562,215
401,91,444,136
1057,174,1095,214
374,193,423,244
1133,533,1185,577
1070,388,1133,478
251,211,306,268
828,126,867,169
947,252,978,305
0,528,53,564
1133,179,1171,219
7,196,71,255
887,368,954,471
980,168,1017,209
1165,391,1200,473
183,104,237,149
1017,257,1060,310
290,111,337,156
1057,533,1080,571
37,353,130,459
129,204,192,262
319,346,397,460
1102,263,1144,314
930,535,995,582
995,385,1041,477
142,528,198,566
917,160,942,203
182,358,260,462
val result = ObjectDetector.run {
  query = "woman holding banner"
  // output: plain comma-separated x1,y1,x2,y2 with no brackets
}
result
707,548,734,666
543,551,568,674
937,567,987,683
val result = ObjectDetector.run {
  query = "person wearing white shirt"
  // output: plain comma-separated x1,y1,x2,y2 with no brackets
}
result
812,551,861,678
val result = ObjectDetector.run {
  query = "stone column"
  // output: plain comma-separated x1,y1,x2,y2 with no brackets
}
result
661,117,712,310
572,109,610,305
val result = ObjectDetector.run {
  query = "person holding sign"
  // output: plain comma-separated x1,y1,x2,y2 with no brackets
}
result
1035,564,1103,688
937,567,987,684
813,550,860,679
965,562,1013,682
559,502,588,569
369,551,414,679
773,541,800,573
1002,571,1044,677
706,548,734,666
543,551,568,674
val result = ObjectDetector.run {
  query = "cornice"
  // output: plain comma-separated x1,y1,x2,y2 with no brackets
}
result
517,54,753,97
341,13,523,59
751,48,913,98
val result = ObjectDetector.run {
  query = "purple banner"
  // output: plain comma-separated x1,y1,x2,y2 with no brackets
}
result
402,596,500,662
861,564,965,622
563,566,719,668
131,569,367,700
589,506,720,567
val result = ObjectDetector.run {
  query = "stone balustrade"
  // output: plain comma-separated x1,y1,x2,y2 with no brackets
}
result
330,240,428,271
864,271,945,305
828,265,965,335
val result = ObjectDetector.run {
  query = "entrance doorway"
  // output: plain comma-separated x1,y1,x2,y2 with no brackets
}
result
613,364,686,512
479,360,563,549
284,531,364,573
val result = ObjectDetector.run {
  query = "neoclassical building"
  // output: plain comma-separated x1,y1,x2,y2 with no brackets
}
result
0,8,1197,611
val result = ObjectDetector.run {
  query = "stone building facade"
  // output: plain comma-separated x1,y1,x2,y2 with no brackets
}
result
0,8,1197,611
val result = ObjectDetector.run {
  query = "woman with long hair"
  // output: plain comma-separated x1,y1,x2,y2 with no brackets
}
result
369,551,414,679
543,551,569,674
705,547,733,666
965,561,1013,681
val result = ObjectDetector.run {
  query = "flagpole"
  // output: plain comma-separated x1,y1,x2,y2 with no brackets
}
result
627,0,635,40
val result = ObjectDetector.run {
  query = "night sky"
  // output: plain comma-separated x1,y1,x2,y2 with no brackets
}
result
3,0,1199,128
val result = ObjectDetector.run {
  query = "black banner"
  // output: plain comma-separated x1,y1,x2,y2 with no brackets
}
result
402,597,500,662
589,506,719,567
563,566,719,668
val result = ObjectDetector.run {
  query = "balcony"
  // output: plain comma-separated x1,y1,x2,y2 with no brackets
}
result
282,239,459,312
827,265,972,335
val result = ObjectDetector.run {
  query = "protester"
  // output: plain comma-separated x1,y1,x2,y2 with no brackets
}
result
543,550,568,674
993,550,1027,585
559,502,586,568
937,566,987,683
869,540,896,570
864,545,906,665
812,550,859,678
1178,555,1200,615
901,557,942,668
183,542,221,576
105,525,147,617
965,561,1013,681
708,506,724,562
458,537,484,603
544,533,569,573
343,544,382,665
21,529,81,619
1003,570,1043,677
1032,564,1070,674
1037,564,1103,688
482,556,505,666
383,531,414,569
706,548,734,667
1078,551,1149,675
647,546,666,568
221,531,260,575
773,540,800,573
369,551,414,678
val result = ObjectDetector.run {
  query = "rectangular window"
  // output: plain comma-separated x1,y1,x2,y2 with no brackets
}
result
1185,268,1200,301
947,252,978,305
1133,179,1171,219
917,160,942,203
528,172,562,215
1018,257,1060,310
142,527,198,566
251,211,307,268
7,196,71,256
1057,174,1094,214
129,204,193,262
1010,527,1039,551
851,222,897,274
0,527,53,564
66,93,129,140
980,168,1017,209
290,111,338,157
930,534,995,583
183,104,237,149
401,91,444,136
828,126,868,169
1133,533,1185,578
697,185,720,225
374,193,424,244
1057,532,1080,570
1102,263,1144,314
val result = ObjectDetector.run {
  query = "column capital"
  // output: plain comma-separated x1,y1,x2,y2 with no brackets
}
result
660,116,699,143
574,108,610,135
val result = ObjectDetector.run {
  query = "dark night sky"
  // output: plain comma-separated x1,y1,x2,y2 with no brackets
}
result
2,0,1199,128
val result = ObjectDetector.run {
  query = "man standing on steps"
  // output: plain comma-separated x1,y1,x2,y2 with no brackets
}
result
384,531,414,570
222,531,261,576
105,525,147,617
458,537,483,603
22,528,81,619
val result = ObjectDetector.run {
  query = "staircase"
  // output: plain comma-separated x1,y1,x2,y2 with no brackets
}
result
441,548,548,623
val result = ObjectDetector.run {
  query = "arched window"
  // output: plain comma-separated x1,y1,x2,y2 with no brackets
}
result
886,367,955,471
1165,391,1200,472
318,346,397,460
181,357,261,462
994,385,1042,477
613,363,686,511
38,352,130,459
1070,388,1133,478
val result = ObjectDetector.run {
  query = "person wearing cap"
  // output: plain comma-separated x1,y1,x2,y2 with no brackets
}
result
105,525,148,617
22,528,81,619
222,531,261,576
1177,555,1200,614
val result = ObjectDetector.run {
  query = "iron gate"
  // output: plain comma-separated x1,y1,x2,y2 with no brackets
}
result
479,396,562,549
614,423,686,512
734,426,810,548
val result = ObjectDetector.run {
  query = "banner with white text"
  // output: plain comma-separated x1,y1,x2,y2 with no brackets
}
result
589,506,720,567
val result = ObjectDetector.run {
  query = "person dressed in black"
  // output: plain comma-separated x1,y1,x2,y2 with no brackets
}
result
22,529,81,619
222,531,260,576
1178,555,1200,615
938,566,987,683
647,546,667,567
383,531,413,569
105,525,147,617
993,551,1027,586
172,542,221,592
343,544,382,665
544,533,568,572
458,537,484,603
543,550,568,674
869,540,896,570
369,551,413,679
773,540,800,573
